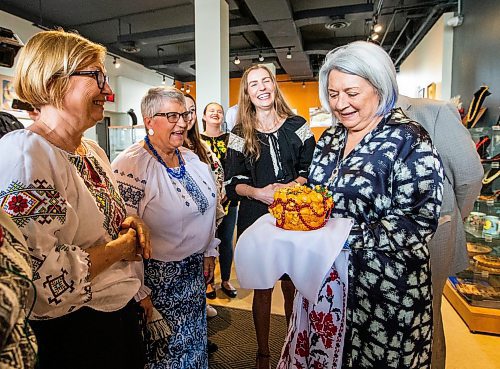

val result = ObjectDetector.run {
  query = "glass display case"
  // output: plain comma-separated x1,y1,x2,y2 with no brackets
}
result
108,125,146,162
443,127,500,334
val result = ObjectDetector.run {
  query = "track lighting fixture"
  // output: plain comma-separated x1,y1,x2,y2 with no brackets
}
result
161,75,166,85
258,52,264,62
371,32,380,41
186,85,191,94
113,56,120,69
302,81,306,89
286,47,292,59
180,84,185,92
234,55,241,65
373,24,383,33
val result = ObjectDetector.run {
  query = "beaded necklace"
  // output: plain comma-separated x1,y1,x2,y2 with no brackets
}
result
144,135,186,179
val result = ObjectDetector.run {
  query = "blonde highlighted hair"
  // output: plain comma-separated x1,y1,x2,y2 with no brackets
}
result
14,29,106,110
236,64,294,159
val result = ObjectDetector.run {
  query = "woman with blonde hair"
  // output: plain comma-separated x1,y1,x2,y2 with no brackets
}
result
0,30,151,369
225,64,315,368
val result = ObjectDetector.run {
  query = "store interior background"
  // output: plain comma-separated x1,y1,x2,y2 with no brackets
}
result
1,1,500,137
0,0,499,367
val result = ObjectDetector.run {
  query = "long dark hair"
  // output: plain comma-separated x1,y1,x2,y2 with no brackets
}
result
183,94,210,165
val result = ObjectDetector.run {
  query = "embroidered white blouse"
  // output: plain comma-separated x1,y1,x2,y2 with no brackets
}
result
111,143,219,266
0,130,141,319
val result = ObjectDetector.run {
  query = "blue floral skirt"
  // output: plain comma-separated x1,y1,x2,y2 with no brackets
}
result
144,253,207,369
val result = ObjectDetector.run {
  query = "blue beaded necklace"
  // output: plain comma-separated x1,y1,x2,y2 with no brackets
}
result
144,135,186,179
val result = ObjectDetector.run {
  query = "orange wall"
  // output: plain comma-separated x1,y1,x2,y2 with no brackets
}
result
176,76,327,140
230,75,327,140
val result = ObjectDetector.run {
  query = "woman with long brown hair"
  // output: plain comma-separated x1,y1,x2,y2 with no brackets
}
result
225,64,315,368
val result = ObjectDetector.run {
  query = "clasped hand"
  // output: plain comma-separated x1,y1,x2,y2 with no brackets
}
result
117,215,152,260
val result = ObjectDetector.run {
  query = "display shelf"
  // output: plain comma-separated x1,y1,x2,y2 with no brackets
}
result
465,227,499,240
109,125,145,162
449,192,500,335
444,279,500,334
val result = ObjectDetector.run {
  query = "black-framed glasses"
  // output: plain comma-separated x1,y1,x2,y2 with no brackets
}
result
70,70,109,90
153,111,192,123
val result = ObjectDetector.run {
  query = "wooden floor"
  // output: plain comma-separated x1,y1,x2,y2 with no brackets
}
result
209,262,500,369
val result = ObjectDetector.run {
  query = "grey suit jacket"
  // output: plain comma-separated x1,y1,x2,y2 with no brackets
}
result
397,95,483,274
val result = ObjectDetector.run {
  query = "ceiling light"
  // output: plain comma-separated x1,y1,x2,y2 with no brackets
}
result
161,75,166,85
373,24,383,33
234,55,240,65
180,84,185,92
371,32,380,41
119,41,140,53
286,48,292,59
113,56,120,69
186,85,191,94
302,81,306,89
258,52,264,62
325,17,351,30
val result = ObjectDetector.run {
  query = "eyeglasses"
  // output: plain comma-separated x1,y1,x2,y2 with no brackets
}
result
153,111,192,123
70,70,109,90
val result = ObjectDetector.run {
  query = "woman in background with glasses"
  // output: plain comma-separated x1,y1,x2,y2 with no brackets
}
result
112,86,219,369
0,30,151,369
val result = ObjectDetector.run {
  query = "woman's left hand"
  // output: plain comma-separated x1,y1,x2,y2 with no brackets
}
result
204,256,216,284
121,215,152,259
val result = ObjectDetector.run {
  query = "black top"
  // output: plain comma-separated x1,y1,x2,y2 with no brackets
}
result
225,115,315,236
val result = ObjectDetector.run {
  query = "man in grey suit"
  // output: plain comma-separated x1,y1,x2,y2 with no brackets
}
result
397,95,483,369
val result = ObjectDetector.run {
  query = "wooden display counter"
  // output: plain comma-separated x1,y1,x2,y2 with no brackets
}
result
443,280,500,334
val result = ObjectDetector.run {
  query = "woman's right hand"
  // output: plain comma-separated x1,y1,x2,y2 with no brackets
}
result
254,183,280,205
114,228,141,261
87,228,140,280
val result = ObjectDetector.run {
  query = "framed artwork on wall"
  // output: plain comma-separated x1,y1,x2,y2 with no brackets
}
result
427,82,436,99
2,76,16,110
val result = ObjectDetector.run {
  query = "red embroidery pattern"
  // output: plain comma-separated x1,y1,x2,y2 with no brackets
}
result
8,195,28,213
295,331,310,357
69,154,125,238
0,180,66,227
278,265,345,369
310,311,338,349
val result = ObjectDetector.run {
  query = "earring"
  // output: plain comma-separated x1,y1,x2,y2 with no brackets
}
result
148,128,155,136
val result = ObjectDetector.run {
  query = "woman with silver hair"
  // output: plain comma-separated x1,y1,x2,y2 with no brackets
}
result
112,86,219,369
278,41,443,369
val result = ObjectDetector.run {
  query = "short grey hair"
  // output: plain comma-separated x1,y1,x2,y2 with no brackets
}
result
318,41,398,117
141,86,186,119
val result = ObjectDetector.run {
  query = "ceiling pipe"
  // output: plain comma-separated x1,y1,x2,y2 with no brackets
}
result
380,9,400,46
388,19,411,56
394,4,447,66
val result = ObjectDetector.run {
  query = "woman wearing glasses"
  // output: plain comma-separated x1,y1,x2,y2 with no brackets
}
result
112,86,219,369
0,30,151,369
